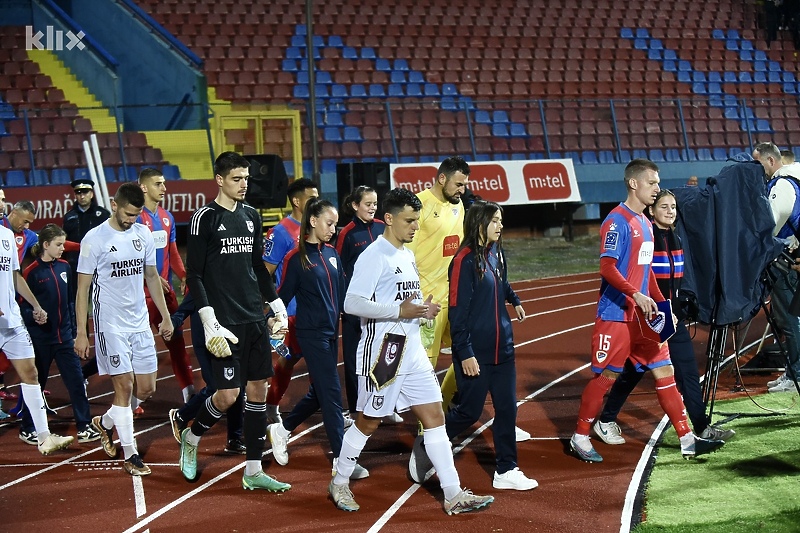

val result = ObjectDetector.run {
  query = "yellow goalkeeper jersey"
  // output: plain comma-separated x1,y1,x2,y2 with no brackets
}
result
407,188,464,302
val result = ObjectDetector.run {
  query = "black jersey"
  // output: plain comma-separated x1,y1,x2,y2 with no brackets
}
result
186,200,277,326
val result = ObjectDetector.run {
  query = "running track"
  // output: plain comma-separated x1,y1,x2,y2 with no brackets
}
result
0,273,768,532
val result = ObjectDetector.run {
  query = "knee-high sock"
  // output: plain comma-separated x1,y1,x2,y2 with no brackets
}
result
266,361,293,405
20,383,49,441
333,425,369,485
655,375,691,438
441,364,458,411
166,334,194,390
575,373,617,435
244,400,267,463
109,404,136,459
424,425,460,501
191,395,223,440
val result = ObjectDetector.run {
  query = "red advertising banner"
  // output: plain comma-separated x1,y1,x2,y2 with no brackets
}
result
390,159,581,205
2,180,219,231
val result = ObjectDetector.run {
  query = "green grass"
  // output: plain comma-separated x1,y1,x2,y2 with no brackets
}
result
634,395,800,533
503,235,600,282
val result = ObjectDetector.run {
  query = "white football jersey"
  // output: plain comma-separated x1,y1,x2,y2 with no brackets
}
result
78,221,155,333
0,225,23,329
348,235,429,376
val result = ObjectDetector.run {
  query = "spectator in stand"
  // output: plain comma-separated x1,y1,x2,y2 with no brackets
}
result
686,176,699,186
17,224,101,446
137,168,195,405
262,178,319,424
781,150,796,166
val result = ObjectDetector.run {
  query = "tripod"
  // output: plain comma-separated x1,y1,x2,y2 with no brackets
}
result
701,264,800,420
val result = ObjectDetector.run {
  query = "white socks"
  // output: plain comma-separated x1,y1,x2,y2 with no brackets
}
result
423,425,461,501
20,383,50,442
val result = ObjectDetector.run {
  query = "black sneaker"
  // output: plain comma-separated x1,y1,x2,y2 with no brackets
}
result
682,436,725,459
19,429,38,445
224,438,247,455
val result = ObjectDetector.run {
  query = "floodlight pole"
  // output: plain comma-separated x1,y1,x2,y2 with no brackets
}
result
305,0,319,181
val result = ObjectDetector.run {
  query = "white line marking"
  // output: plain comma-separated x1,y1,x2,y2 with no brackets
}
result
133,475,147,518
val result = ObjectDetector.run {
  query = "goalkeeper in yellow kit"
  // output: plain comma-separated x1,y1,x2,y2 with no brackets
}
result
407,156,531,442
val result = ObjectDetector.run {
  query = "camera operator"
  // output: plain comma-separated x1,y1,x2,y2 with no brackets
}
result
753,141,800,392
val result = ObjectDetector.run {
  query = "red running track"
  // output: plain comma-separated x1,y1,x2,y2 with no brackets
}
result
0,273,771,532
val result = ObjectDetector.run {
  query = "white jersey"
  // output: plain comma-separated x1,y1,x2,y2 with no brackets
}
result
0,225,23,329
348,235,429,376
77,221,155,333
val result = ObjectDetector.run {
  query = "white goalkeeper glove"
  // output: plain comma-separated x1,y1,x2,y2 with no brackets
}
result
198,306,238,358
268,298,288,339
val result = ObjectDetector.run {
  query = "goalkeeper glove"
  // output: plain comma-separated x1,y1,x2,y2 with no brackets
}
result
268,298,288,339
198,306,238,358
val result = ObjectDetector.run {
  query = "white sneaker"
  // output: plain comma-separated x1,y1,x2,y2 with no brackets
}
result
768,378,799,393
268,423,289,465
493,467,538,490
593,420,626,445
515,426,531,442
767,372,787,388
329,480,359,512
440,346,452,355
382,412,403,424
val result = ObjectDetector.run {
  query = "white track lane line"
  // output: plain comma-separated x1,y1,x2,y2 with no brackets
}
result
133,475,147,518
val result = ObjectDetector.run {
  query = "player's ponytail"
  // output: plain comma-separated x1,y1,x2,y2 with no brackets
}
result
299,196,336,269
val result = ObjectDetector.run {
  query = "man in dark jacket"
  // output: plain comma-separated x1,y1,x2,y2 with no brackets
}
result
62,178,110,296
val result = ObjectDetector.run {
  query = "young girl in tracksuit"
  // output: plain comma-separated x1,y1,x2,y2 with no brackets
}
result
18,224,99,444
267,198,368,477
335,186,385,419
444,201,538,491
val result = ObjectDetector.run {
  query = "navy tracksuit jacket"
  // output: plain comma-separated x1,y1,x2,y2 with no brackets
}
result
446,243,522,474
277,242,347,456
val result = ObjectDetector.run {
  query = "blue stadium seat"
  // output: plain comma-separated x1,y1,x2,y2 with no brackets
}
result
692,82,707,94
328,36,344,48
740,40,753,51
297,71,309,84
697,148,713,161
753,60,767,72
441,96,457,111
320,159,337,173
388,83,404,97
282,59,298,72
635,28,649,38
692,71,707,83
597,151,615,164
663,59,677,72
726,29,740,40
51,168,71,185
331,84,348,98
423,83,440,97
5,170,26,187
712,29,725,39
317,71,332,84
376,58,391,71
510,152,527,161
754,50,768,61
707,82,722,94
648,149,665,162
162,164,181,180
723,71,738,83
393,59,409,71
633,38,648,50
769,71,782,83
291,35,305,47
103,166,117,182
368,84,385,97
120,166,138,182
783,71,796,82
663,49,677,61
408,71,425,84
581,151,598,164
648,49,662,60
677,70,692,83
350,84,367,97
492,123,509,137
343,126,362,141
753,71,767,83
295,24,307,36
326,112,344,126
768,61,781,72
708,71,722,83
286,46,302,59
725,39,738,51
324,127,342,142
712,148,728,161
475,110,491,124
0,104,15,120
360,47,376,59
724,107,740,120
632,149,648,159
665,148,682,162
755,119,772,132
509,123,528,137
342,47,357,59
618,150,632,163
649,39,663,50
493,110,510,123
678,60,692,71
406,83,422,97
390,71,406,84
442,83,458,96
620,28,634,39
783,82,797,94
293,85,310,99
29,169,49,186
739,50,753,61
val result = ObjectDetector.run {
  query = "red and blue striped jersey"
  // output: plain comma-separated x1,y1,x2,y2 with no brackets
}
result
137,205,177,281
0,215,37,264
263,216,301,316
597,203,654,322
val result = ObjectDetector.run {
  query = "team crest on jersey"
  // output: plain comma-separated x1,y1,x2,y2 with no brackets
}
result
604,231,619,251
595,350,608,363
110,354,121,368
633,229,640,238
2,239,8,251
372,395,384,410
95,210,103,217
246,221,254,233
60,272,68,284
162,217,170,227
264,237,274,256
132,238,142,251
328,256,338,269
452,207,459,216
224,367,235,380
15,235,23,246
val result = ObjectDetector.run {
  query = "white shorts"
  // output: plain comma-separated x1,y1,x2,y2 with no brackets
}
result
0,326,34,360
95,330,157,376
357,366,443,418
